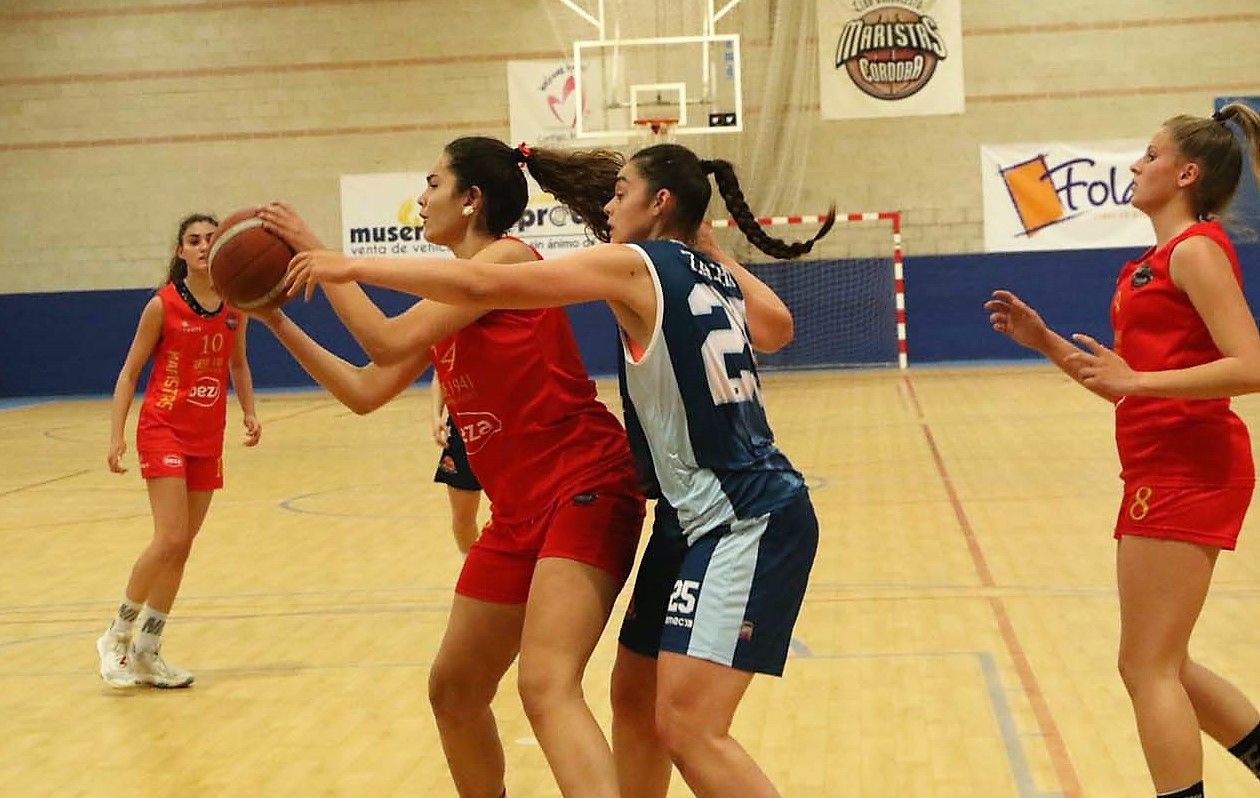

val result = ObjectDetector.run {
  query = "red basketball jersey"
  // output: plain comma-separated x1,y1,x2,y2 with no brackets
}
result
1110,220,1253,485
136,281,242,457
431,243,636,523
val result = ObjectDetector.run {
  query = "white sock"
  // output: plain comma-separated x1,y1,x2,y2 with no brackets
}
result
108,598,143,638
133,608,169,653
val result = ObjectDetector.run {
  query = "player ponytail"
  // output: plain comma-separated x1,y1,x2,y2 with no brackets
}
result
523,146,624,242
630,144,834,260
164,212,218,286
443,137,623,242
1166,103,1260,221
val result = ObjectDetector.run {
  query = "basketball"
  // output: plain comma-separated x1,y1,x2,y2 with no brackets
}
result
208,208,295,311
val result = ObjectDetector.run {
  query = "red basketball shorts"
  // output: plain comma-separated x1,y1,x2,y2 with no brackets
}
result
1113,481,1255,550
138,450,223,491
456,480,646,604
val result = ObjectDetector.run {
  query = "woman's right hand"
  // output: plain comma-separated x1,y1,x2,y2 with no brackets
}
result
984,289,1050,351
431,406,450,447
258,201,325,252
243,306,286,330
107,440,127,474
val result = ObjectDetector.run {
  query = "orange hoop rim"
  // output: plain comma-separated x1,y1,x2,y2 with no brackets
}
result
632,117,680,134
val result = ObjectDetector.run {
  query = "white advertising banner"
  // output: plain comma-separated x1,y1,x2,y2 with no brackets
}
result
507,60,585,146
339,172,596,260
816,0,964,120
980,141,1154,253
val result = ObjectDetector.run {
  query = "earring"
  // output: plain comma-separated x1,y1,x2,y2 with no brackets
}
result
462,206,475,217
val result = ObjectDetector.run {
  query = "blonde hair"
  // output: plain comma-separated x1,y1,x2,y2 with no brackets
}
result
1164,102,1260,220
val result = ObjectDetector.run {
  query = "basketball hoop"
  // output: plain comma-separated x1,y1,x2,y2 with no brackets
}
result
632,117,679,147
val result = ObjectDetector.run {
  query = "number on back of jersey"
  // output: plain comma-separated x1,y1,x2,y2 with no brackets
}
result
687,282,761,406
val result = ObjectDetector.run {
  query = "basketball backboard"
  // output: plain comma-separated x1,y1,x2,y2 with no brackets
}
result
556,1,744,140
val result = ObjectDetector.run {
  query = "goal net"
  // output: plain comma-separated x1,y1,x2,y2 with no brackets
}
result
714,213,905,370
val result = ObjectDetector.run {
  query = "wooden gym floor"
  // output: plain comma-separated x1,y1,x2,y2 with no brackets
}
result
3,365,1259,797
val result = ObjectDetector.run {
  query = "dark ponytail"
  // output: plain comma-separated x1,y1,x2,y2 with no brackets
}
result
165,212,218,286
524,146,624,242
630,144,834,260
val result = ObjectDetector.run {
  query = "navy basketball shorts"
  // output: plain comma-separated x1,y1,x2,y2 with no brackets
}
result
619,489,819,677
433,416,481,492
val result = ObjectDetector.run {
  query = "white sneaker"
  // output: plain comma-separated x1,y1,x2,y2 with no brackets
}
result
96,630,137,688
129,645,194,689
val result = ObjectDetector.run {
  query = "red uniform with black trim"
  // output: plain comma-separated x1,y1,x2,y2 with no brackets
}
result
431,238,645,603
1110,220,1255,548
136,281,241,490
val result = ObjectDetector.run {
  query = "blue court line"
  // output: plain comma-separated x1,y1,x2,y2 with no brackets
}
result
789,647,1063,798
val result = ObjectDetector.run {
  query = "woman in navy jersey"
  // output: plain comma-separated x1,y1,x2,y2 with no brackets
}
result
97,213,261,690
253,137,648,798
284,143,833,798
986,103,1260,798
430,378,481,554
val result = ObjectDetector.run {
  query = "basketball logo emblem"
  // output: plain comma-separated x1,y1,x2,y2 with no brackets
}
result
835,3,949,100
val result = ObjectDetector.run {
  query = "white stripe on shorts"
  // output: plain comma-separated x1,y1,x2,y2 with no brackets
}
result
688,514,769,666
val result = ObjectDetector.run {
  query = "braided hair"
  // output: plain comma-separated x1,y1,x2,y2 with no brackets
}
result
630,144,834,259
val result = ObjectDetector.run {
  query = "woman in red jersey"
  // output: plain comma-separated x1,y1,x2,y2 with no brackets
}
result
283,143,828,798
987,103,1260,798
97,213,262,690
251,137,645,798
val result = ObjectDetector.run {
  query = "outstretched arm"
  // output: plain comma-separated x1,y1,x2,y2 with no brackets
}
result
251,309,431,415
286,244,653,313
985,289,1117,402
260,202,508,366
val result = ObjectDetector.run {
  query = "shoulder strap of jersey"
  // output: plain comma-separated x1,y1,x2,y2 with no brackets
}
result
1168,220,1236,263
498,235,543,261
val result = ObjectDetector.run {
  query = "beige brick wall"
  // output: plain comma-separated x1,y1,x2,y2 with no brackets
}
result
1,0,1258,293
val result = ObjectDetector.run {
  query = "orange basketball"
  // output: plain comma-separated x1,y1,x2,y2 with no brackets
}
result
208,208,295,311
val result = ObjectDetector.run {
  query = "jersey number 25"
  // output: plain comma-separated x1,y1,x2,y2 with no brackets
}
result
688,283,761,407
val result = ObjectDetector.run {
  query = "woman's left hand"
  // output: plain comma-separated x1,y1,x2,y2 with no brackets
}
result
1064,334,1139,395
285,250,356,300
243,414,262,447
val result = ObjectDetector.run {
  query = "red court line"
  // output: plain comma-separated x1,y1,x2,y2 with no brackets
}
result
901,373,1083,798
971,80,1260,105
0,118,510,153
0,50,566,88
966,12,1260,36
1,0,414,22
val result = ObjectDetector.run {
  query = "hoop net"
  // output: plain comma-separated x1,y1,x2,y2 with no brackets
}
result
632,117,679,149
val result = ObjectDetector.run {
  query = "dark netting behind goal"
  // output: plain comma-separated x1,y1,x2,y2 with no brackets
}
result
744,254,898,370
713,212,904,370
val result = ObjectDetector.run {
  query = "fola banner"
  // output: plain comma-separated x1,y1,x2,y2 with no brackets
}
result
980,141,1154,253
816,0,964,120
339,173,596,260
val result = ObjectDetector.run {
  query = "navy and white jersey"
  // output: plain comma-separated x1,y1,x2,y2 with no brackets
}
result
617,239,805,543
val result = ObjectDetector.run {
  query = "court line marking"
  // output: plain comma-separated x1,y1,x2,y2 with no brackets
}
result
801,649,1061,798
0,469,90,499
0,628,1056,797
902,373,1083,797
